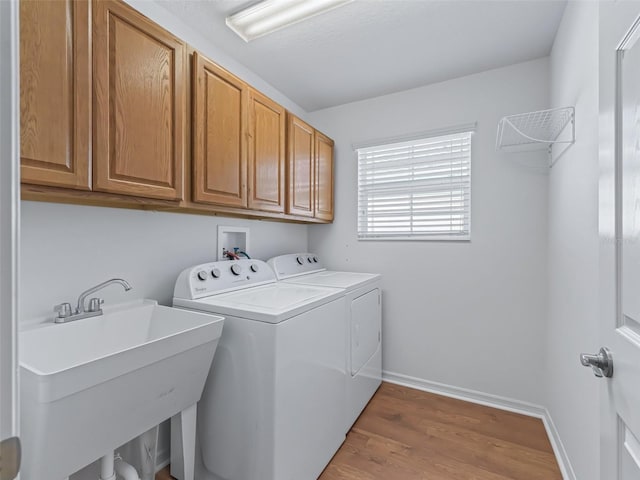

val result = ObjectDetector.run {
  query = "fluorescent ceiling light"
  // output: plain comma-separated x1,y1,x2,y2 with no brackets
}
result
226,0,353,42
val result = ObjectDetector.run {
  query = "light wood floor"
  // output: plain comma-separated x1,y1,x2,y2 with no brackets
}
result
157,382,562,480
319,382,561,480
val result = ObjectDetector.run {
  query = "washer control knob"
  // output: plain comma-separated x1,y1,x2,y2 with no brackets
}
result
211,268,221,278
296,256,304,265
307,256,313,263
250,264,259,273
197,270,208,281
230,264,242,276
313,256,319,263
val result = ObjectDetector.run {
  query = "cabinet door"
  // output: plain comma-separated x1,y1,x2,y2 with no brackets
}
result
248,89,285,213
315,132,334,221
286,115,315,217
192,53,247,207
93,0,185,200
20,0,91,190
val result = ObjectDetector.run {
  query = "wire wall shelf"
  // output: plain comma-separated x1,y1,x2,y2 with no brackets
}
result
496,107,575,167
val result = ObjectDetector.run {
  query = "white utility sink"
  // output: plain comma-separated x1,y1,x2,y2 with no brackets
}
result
20,299,224,480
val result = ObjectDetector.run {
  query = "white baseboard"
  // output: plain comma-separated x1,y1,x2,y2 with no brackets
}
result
383,370,545,417
155,447,170,473
382,370,576,480
540,410,577,480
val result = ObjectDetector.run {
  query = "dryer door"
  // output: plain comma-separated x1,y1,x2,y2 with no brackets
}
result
350,288,381,375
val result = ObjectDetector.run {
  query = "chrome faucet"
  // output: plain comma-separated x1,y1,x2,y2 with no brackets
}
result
54,278,132,323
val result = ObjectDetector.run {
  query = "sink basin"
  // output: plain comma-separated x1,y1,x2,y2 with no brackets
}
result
19,299,224,479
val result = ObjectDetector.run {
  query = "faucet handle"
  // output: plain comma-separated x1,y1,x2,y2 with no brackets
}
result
87,297,104,313
54,303,73,320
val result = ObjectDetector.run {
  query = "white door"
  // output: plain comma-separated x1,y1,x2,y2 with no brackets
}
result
598,3,640,479
0,1,20,479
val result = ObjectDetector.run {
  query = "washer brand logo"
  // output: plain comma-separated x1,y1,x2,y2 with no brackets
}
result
195,287,207,292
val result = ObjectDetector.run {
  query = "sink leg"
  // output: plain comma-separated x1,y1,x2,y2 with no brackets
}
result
170,404,196,480
99,453,117,480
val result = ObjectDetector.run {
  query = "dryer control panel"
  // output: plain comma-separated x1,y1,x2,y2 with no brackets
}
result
267,253,326,280
174,259,276,300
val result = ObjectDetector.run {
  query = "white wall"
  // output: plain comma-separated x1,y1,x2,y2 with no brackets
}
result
18,2,311,478
20,203,308,323
308,58,549,405
547,3,600,480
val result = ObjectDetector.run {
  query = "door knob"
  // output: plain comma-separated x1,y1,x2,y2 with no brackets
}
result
0,436,21,480
580,347,613,378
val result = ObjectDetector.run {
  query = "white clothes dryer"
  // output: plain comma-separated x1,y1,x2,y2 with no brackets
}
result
173,259,346,480
268,253,382,431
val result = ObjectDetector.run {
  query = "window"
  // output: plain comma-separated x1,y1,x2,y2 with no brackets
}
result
357,129,472,241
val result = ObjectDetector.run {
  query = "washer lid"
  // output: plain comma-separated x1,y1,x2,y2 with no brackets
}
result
283,271,381,291
174,283,343,324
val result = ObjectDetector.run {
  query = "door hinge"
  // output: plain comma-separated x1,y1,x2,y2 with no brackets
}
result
0,436,21,480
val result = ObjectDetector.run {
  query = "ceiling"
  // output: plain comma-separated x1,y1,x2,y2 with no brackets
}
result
158,0,567,112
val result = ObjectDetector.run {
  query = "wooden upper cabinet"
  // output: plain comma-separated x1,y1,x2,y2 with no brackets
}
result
20,0,91,190
248,89,285,213
286,115,315,217
286,115,335,221
19,0,333,222
192,52,247,207
93,0,185,201
315,132,334,221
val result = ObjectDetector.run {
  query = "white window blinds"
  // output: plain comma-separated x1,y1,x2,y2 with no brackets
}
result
357,130,472,240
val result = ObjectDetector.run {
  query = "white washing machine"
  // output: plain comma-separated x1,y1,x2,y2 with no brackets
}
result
268,253,382,431
173,259,346,480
